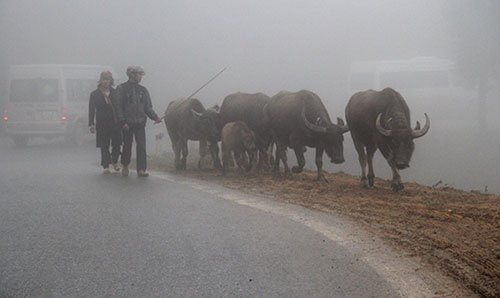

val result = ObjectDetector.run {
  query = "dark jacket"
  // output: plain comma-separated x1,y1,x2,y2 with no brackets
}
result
113,81,158,126
89,87,120,147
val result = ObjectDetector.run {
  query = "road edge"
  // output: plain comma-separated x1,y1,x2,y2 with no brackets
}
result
150,170,474,298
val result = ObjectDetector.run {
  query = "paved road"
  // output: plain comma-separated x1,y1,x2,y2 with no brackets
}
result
0,139,399,297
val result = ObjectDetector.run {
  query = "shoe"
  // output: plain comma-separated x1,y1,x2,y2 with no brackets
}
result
112,163,120,171
137,170,149,177
103,168,111,174
122,165,129,176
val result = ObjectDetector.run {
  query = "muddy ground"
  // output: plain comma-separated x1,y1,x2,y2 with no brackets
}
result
148,154,500,298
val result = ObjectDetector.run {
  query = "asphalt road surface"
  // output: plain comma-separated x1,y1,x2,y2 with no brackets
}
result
0,139,403,297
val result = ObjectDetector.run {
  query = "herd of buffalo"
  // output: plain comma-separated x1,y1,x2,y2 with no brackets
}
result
163,87,430,192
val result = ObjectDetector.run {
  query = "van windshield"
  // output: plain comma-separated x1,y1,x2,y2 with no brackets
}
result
10,78,59,103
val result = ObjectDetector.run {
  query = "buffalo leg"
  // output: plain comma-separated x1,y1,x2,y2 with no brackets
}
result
366,144,377,187
209,141,222,168
172,140,182,170
268,142,275,169
234,151,244,170
388,160,404,192
221,144,229,175
257,148,269,171
181,138,188,170
246,150,255,172
275,141,290,176
292,146,306,174
315,147,328,183
198,139,208,169
352,136,369,187
379,144,404,192
272,143,280,173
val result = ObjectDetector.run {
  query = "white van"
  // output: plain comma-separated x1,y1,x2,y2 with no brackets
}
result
3,64,115,145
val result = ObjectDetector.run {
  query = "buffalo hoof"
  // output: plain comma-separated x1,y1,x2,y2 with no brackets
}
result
391,182,404,192
368,177,374,187
318,176,330,184
360,178,369,188
292,166,303,174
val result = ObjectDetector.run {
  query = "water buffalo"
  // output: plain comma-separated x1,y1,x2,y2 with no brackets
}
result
219,92,272,170
221,121,257,175
345,87,430,192
263,90,349,182
164,97,221,170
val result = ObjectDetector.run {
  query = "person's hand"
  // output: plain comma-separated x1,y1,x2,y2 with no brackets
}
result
123,123,129,131
154,117,162,124
89,125,95,134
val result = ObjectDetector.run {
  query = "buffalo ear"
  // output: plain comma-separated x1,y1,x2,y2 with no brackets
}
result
414,121,421,130
337,117,345,126
211,104,220,112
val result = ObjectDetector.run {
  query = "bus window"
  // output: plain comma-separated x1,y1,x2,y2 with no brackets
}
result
379,71,449,89
66,79,96,102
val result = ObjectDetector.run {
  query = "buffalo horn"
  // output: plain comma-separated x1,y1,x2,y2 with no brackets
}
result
191,109,203,118
301,104,327,133
376,113,392,137
337,117,349,134
411,113,430,138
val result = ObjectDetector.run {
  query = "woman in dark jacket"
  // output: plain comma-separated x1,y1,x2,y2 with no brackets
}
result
88,71,122,173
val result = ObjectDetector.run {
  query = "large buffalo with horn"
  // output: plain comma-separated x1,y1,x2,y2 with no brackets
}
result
164,97,221,170
219,92,272,169
345,87,430,192
263,90,349,182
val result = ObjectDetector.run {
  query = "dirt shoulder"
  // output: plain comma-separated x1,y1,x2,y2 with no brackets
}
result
148,156,500,298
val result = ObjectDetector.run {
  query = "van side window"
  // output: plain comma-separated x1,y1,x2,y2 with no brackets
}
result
66,79,95,102
10,79,58,102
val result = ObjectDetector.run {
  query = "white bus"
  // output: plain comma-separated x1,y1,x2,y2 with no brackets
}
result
348,57,475,129
3,64,114,146
348,57,469,98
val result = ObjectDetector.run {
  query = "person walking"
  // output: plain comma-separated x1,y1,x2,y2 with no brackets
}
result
113,66,161,177
89,71,122,174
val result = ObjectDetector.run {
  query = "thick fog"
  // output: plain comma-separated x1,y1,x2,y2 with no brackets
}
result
1,0,499,193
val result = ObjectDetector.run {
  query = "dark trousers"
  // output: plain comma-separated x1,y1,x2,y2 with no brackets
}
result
121,124,147,171
100,129,122,168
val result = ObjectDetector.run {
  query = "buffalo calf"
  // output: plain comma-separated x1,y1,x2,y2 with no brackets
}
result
221,121,257,175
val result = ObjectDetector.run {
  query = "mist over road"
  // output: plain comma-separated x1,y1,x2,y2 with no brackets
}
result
0,140,399,297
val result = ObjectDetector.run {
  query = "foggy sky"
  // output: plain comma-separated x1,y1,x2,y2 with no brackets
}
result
0,0,452,109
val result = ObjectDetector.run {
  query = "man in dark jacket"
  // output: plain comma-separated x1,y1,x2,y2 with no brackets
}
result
113,66,161,177
89,71,122,174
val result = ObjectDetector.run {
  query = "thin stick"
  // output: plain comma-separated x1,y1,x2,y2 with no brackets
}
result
158,67,227,122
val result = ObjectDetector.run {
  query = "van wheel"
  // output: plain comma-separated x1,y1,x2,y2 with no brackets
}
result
12,136,29,147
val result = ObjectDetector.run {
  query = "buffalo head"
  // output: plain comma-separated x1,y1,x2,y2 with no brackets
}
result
376,112,430,169
301,105,349,164
191,108,221,141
